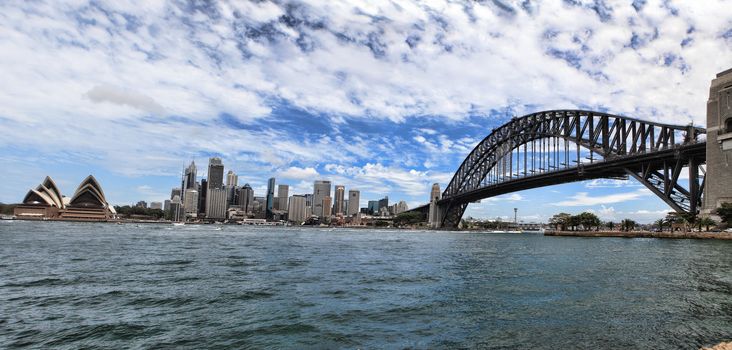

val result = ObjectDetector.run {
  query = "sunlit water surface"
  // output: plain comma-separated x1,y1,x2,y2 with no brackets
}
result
1,221,731,349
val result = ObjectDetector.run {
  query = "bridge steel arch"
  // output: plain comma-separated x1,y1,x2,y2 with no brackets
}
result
438,110,706,229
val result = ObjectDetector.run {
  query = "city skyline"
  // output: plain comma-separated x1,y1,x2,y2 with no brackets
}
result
2,1,732,224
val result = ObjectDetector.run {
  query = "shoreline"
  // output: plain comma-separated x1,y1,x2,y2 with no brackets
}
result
545,230,732,240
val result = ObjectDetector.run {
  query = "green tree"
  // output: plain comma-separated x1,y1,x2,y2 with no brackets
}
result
697,217,717,232
549,213,572,231
0,203,18,215
568,215,581,231
716,203,732,225
620,218,637,232
606,221,614,231
394,211,425,227
665,212,689,231
577,212,601,231
653,218,666,232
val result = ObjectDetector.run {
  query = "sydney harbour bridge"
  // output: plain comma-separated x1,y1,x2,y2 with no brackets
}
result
411,69,732,229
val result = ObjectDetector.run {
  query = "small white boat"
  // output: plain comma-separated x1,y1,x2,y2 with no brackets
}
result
172,222,185,227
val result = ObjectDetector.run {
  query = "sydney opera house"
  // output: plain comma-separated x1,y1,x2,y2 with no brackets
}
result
14,175,116,221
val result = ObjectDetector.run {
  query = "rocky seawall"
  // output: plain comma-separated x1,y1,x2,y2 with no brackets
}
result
545,230,732,240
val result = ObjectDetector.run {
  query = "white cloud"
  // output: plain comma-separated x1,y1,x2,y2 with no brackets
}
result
86,84,165,115
553,188,651,206
279,166,319,180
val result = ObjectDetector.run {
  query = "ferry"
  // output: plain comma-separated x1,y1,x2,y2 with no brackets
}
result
484,230,522,234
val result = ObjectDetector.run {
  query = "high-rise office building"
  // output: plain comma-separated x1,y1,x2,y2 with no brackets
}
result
393,200,408,215
226,170,238,187
181,161,196,204
378,196,389,212
181,160,197,193
347,190,360,216
277,184,289,210
305,194,313,207
205,157,226,219
266,177,275,219
206,188,227,220
253,196,267,218
226,170,238,205
368,200,379,215
288,195,307,223
313,180,331,218
150,202,162,210
170,195,183,222
207,158,224,189
322,196,332,218
170,188,181,200
334,185,345,215
238,184,254,213
163,199,171,213
198,179,207,215
184,188,199,216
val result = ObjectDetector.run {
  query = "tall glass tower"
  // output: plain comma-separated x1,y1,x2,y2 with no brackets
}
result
266,177,275,220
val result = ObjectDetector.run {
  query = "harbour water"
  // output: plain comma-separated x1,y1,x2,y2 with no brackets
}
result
1,221,731,349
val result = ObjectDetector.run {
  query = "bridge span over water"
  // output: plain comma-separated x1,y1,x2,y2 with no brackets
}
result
411,110,706,229
411,70,732,229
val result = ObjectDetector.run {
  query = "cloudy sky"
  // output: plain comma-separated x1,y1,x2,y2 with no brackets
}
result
1,0,731,223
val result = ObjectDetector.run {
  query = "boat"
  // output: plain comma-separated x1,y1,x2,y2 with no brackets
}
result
483,230,522,234
172,222,185,227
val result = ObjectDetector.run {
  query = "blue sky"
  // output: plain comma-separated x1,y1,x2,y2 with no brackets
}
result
1,1,731,223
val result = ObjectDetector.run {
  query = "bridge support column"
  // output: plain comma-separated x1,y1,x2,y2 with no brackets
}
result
428,201,446,229
703,68,732,217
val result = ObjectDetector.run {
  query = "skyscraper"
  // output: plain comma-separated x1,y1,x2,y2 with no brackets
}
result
288,195,307,223
170,187,181,200
313,180,331,218
347,190,360,216
205,157,225,219
334,185,345,215
206,188,227,220
277,184,289,210
199,178,207,216
226,170,238,188
266,177,275,219
304,194,313,207
207,157,224,189
170,195,183,222
368,200,379,215
226,170,238,206
322,196,332,218
184,188,199,216
395,200,408,215
182,161,197,190
378,196,389,212
238,184,254,214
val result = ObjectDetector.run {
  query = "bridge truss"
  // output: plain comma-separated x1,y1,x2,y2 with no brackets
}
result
439,110,706,228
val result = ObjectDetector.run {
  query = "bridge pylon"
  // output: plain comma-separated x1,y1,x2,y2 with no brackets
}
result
702,68,732,216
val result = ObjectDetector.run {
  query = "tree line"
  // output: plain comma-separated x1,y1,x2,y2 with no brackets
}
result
113,205,166,219
550,203,732,232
